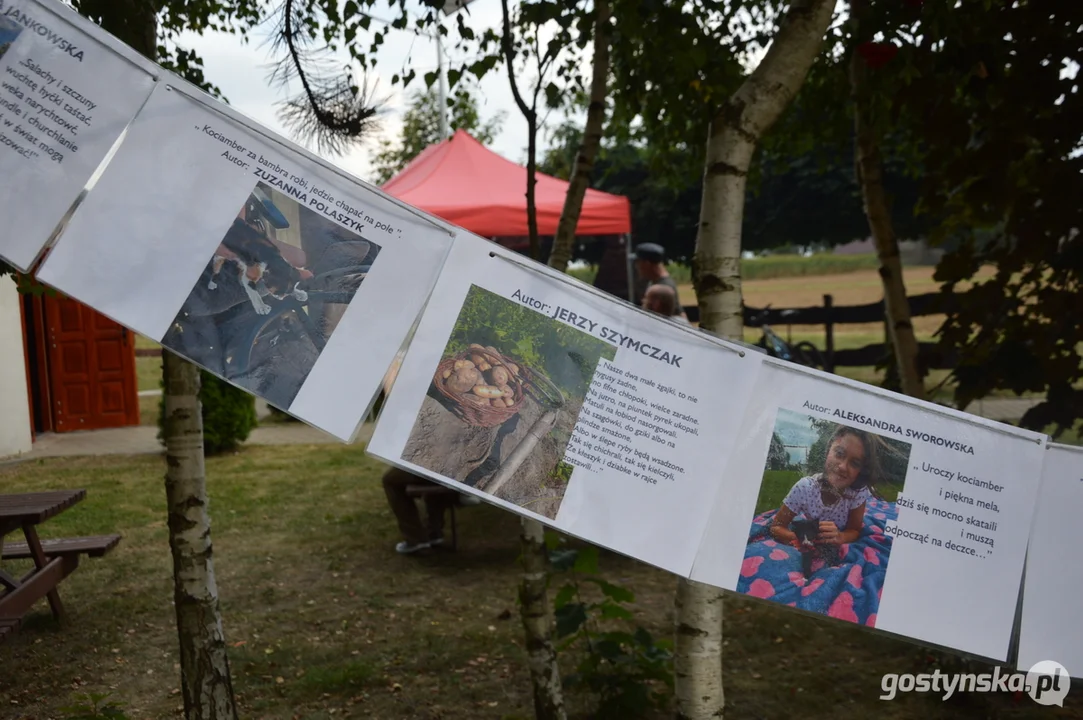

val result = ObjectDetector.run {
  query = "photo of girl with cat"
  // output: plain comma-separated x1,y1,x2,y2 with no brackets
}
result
738,410,910,627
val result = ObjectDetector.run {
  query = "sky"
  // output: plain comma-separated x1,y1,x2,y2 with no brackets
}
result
773,408,819,465
177,0,569,185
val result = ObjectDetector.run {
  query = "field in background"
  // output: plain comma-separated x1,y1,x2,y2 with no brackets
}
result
568,252,883,285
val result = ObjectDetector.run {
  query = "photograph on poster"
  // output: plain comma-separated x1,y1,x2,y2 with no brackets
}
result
401,284,616,520
0,14,22,60
737,407,911,626
160,180,380,409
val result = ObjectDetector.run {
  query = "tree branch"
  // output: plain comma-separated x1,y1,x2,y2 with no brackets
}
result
501,0,534,122
269,0,385,155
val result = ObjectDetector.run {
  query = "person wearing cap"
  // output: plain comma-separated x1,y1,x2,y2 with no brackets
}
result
634,243,686,319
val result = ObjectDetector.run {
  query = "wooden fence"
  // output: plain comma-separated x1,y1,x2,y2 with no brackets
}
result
683,292,959,373
137,292,960,373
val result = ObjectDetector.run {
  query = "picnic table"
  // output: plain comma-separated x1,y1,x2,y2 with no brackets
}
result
0,490,120,637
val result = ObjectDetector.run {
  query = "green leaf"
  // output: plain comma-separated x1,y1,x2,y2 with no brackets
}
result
553,583,576,609
447,67,462,89
548,548,578,571
554,602,588,638
572,545,599,574
594,638,624,661
594,578,635,603
599,604,635,621
424,70,438,88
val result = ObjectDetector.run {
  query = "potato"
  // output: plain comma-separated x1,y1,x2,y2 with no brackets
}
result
455,367,480,385
446,375,474,394
462,393,490,406
485,346,501,357
504,396,516,407
445,367,480,393
469,343,486,351
490,398,505,408
453,359,475,371
441,369,452,379
469,353,487,367
477,361,492,372
505,362,519,376
487,366,509,386
472,384,505,399
497,384,513,398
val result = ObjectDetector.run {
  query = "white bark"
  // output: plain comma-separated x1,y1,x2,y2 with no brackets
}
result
693,0,840,339
850,18,925,399
682,2,838,718
674,579,725,720
101,7,241,717
548,0,611,273
518,517,567,720
163,352,240,720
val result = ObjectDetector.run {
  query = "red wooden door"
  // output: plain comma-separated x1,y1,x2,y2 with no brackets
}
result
44,296,140,432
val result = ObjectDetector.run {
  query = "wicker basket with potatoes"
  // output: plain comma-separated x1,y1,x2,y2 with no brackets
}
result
433,344,526,427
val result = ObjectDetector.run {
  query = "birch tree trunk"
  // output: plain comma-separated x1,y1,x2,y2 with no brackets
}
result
94,5,240,718
692,0,840,338
547,0,611,273
162,353,240,720
681,2,838,718
674,580,725,720
849,18,925,399
518,518,567,720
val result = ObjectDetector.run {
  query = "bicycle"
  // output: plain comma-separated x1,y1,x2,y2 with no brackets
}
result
749,305,827,370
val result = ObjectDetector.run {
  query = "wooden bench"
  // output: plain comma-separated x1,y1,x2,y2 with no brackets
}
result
404,485,466,551
3,535,122,560
0,616,20,644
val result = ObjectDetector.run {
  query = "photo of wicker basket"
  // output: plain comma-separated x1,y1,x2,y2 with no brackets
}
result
432,346,526,427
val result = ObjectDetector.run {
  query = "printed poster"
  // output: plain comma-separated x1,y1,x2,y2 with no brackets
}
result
37,80,455,441
1017,443,1083,676
0,0,157,271
366,231,763,576
689,359,1047,662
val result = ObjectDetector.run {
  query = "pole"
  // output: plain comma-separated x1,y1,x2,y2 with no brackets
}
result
437,31,450,139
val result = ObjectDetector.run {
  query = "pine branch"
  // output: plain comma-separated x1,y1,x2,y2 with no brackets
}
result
268,0,386,155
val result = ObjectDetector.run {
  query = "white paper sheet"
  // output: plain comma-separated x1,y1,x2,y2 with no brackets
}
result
366,231,764,576
0,0,157,271
689,359,1047,661
37,80,455,441
1017,443,1083,676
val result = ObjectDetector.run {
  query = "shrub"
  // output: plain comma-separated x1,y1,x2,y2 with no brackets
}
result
157,369,257,455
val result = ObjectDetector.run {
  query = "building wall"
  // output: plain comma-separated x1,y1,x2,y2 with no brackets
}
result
0,275,32,459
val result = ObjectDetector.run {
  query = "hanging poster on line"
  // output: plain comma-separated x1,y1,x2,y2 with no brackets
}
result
1016,442,1083,677
689,359,1047,661
0,0,157,271
366,231,764,576
36,80,455,442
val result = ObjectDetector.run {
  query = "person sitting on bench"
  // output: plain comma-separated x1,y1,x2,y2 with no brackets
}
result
378,351,478,555
382,466,458,554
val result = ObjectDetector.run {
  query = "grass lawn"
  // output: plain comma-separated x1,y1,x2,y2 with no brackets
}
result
3,444,1078,719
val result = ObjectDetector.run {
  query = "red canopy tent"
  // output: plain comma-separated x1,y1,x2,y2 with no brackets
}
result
380,129,632,237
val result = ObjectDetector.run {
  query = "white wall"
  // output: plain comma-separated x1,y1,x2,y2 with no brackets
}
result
0,275,32,459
